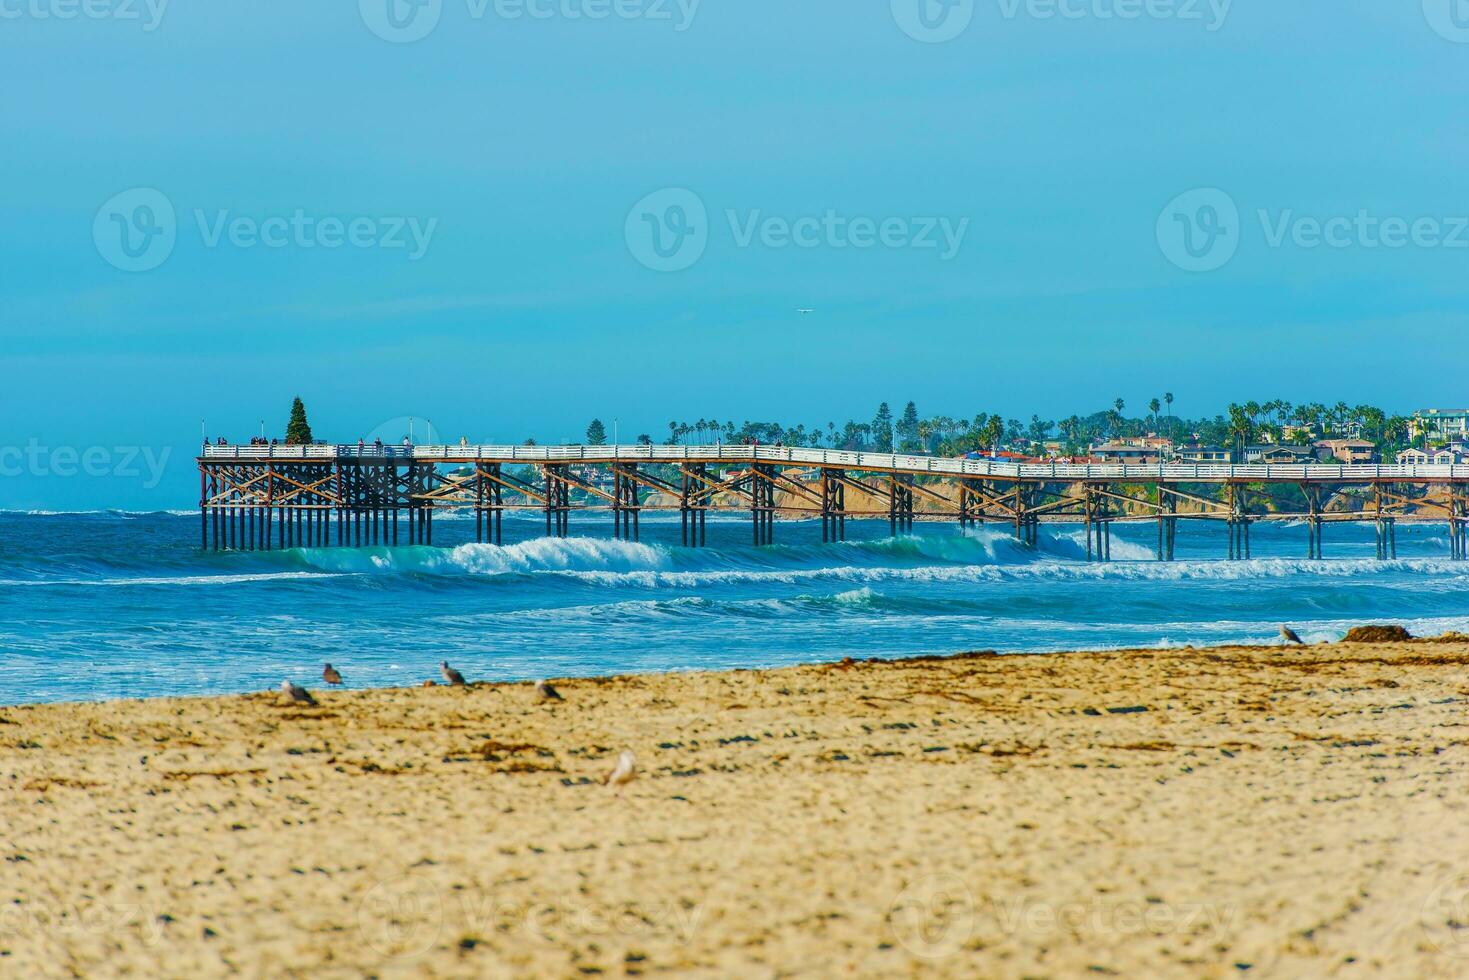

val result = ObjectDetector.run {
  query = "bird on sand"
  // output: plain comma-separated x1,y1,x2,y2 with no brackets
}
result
534,679,563,702
1280,625,1305,645
322,663,343,686
603,750,636,793
441,661,467,687
280,680,316,706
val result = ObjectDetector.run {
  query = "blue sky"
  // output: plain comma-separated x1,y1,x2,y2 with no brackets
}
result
2,1,1467,508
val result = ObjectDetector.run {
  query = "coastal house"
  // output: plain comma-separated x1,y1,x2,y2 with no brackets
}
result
1091,442,1163,464
1243,444,1313,464
1134,434,1175,453
1313,439,1377,464
1410,409,1469,442
1397,447,1464,465
1173,441,1232,464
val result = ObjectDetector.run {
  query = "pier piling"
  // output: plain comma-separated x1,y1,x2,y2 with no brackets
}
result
195,444,1469,561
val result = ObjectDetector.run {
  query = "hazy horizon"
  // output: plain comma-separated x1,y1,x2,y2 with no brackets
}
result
4,2,1467,508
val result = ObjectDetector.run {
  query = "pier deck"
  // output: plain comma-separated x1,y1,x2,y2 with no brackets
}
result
197,444,1469,560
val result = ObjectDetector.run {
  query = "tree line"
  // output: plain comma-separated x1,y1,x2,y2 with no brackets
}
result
585,396,1421,457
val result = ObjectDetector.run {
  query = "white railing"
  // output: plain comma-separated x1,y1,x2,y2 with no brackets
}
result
198,444,1469,481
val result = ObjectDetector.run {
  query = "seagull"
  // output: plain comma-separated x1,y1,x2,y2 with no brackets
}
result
534,679,563,702
603,750,636,794
796,308,814,315
1280,625,1305,645
280,680,316,706
322,663,343,686
441,661,467,687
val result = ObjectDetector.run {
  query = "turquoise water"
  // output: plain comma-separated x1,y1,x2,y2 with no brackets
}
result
2,510,1467,704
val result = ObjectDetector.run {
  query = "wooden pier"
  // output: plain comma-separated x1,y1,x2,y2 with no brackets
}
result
198,444,1469,561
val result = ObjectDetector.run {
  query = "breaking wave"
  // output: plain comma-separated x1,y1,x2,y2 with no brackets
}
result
5,510,1468,704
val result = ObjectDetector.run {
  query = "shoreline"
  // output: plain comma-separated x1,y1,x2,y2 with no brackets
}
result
4,637,1469,976
3,626,1462,710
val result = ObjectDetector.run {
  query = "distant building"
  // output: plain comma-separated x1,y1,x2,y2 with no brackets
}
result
1133,434,1175,452
1173,441,1232,463
1313,439,1377,464
1092,442,1164,464
1410,409,1469,442
1281,423,1319,443
1243,444,1314,464
1397,447,1464,465
1325,420,1364,439
1091,435,1173,463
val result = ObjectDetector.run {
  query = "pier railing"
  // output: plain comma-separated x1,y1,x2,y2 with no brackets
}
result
199,443,1469,483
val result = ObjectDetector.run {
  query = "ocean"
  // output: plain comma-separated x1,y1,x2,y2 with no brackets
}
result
2,510,1466,705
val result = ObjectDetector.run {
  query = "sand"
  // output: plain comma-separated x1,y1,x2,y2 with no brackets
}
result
3,640,1469,978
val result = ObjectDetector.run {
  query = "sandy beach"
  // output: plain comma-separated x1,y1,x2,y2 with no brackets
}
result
4,638,1469,978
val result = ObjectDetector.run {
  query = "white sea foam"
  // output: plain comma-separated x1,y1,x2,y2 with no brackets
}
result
541,555,1469,590
295,537,671,576
0,571,347,588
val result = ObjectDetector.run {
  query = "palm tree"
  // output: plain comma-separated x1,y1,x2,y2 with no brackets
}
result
982,415,1004,451
1227,403,1252,456
1148,398,1161,427
1059,415,1082,452
1357,405,1386,443
1384,415,1409,448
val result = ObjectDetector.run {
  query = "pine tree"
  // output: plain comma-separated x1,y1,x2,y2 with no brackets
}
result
897,401,921,453
586,418,607,446
871,402,894,452
285,397,313,445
